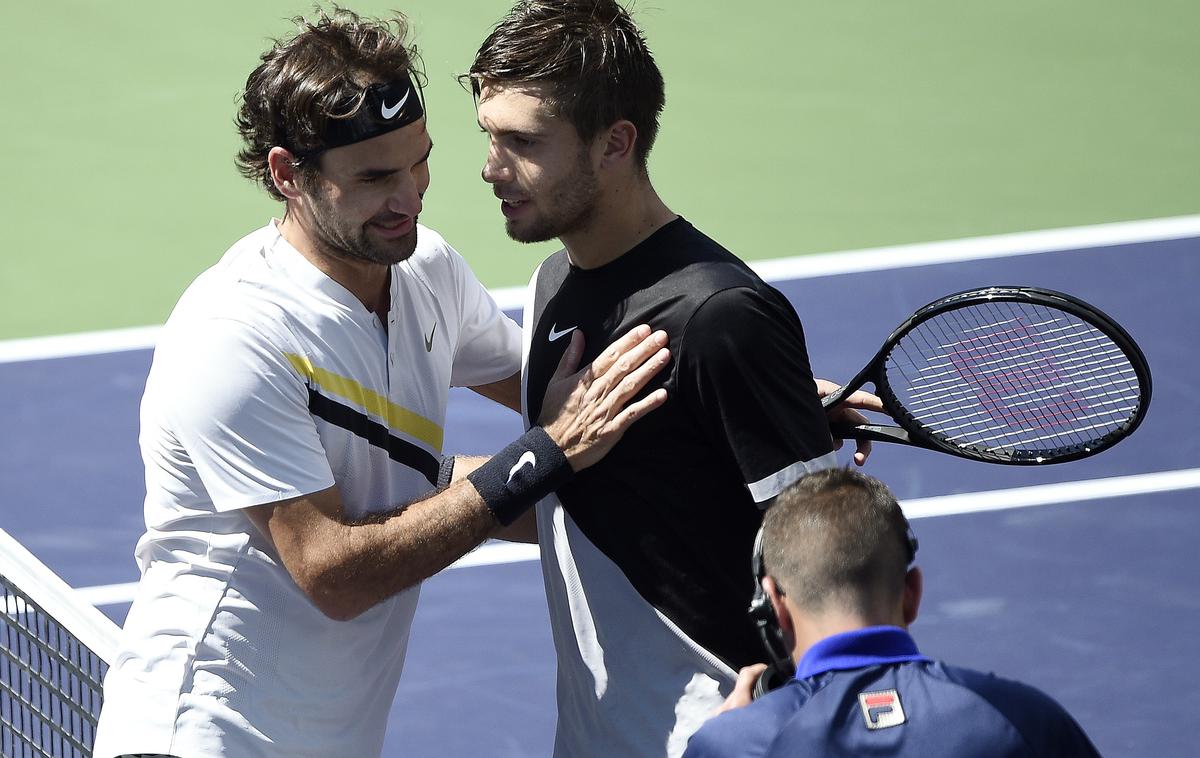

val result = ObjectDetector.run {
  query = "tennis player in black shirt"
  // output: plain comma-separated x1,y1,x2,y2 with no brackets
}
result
467,2,879,755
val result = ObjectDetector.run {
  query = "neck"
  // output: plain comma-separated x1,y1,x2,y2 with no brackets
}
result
560,175,676,269
787,601,907,665
278,211,391,317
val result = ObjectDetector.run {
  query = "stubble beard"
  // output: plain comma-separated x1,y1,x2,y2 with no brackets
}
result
506,150,600,244
308,187,419,266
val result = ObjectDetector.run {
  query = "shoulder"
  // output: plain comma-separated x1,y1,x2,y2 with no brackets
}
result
402,224,460,281
525,248,571,313
410,224,454,262
168,224,298,335
398,225,496,312
165,276,294,358
676,284,804,367
532,248,571,286
684,683,810,758
929,662,1099,755
688,284,791,325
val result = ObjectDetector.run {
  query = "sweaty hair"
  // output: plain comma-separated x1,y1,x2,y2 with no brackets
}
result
762,469,914,616
465,0,665,171
235,7,422,201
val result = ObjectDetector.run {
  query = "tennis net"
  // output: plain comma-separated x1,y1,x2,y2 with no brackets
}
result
1,528,120,757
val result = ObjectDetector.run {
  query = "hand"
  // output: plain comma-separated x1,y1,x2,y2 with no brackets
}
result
540,325,670,471
815,378,883,466
715,663,768,715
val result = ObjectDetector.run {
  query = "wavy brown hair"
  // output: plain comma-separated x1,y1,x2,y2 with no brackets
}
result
465,0,665,171
235,6,422,201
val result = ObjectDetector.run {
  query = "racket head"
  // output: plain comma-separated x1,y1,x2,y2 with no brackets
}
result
873,286,1151,464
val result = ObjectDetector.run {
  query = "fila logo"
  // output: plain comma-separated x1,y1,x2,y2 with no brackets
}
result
507,451,536,483
381,89,411,119
548,323,577,342
858,689,906,730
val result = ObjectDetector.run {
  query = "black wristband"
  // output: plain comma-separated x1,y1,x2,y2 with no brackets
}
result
436,455,456,490
467,427,573,525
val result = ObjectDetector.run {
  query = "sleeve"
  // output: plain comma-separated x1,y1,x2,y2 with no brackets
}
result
676,286,836,504
444,244,522,388
151,317,335,511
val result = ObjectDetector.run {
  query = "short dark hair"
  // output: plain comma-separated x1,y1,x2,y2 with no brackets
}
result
465,0,666,171
235,7,422,201
762,469,914,615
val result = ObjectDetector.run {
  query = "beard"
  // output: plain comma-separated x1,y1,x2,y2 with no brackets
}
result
506,149,600,244
307,186,419,266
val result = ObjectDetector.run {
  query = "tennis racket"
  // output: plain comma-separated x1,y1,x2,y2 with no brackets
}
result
823,286,1151,464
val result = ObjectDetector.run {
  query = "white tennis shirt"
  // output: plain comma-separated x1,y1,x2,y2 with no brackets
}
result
94,221,520,757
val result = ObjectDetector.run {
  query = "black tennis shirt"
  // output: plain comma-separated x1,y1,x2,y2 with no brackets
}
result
524,218,834,668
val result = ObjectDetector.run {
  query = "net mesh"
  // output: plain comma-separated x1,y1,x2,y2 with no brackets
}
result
1,531,117,757
885,300,1142,460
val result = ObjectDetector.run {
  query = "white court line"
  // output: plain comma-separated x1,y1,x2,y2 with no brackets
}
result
73,467,1200,608
901,467,1200,519
3,214,1198,365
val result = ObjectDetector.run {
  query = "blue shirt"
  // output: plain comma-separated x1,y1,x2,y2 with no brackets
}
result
683,627,1099,758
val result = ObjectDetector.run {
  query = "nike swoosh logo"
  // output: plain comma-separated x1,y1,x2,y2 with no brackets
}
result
548,324,577,342
381,89,411,120
424,322,437,352
507,451,536,483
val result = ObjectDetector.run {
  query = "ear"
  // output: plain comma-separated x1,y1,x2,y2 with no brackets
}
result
763,575,794,638
267,146,306,201
901,565,923,627
596,120,638,169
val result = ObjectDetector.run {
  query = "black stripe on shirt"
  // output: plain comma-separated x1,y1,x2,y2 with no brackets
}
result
306,387,439,485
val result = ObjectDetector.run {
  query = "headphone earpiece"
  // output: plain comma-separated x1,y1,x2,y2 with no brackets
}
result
748,524,794,695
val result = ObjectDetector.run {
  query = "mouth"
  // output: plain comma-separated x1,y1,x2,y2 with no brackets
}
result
500,199,529,219
370,216,415,239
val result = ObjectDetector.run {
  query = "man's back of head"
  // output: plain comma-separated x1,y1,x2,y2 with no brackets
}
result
762,468,916,622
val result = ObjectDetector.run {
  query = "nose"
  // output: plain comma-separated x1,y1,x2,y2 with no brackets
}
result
386,175,424,218
481,144,511,185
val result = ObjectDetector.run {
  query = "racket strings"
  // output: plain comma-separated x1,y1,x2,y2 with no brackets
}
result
885,301,1141,457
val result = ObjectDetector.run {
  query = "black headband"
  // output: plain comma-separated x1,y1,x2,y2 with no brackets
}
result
297,74,425,159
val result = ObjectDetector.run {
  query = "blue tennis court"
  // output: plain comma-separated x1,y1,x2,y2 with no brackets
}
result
2,220,1197,756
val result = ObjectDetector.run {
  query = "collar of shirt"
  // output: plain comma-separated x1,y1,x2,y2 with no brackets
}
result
794,626,930,681
267,219,381,317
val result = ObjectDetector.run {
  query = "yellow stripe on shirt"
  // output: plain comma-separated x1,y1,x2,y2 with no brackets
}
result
285,353,444,452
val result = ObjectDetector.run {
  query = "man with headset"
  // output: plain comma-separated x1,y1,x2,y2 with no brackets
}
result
684,468,1099,757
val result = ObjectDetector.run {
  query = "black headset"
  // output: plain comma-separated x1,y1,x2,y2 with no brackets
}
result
747,516,919,698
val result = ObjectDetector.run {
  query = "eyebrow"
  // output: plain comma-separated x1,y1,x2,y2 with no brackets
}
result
354,140,434,179
477,122,544,138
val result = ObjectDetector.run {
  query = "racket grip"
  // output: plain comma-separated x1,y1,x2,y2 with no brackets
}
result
829,422,913,445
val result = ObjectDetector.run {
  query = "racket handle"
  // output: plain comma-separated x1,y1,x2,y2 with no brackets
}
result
829,423,913,445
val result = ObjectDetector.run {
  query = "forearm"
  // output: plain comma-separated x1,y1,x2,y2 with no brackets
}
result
470,371,522,412
321,480,498,619
256,431,568,620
